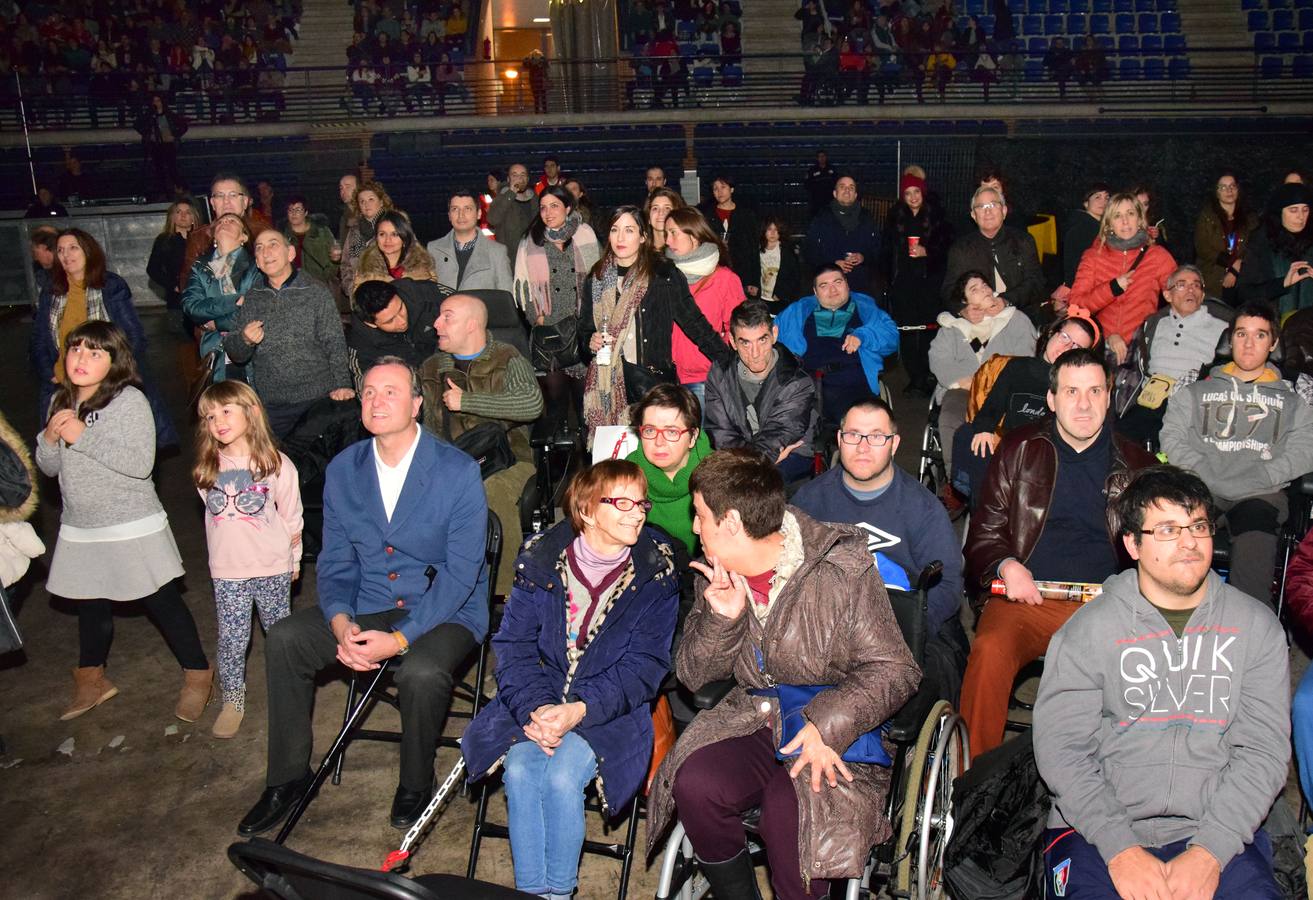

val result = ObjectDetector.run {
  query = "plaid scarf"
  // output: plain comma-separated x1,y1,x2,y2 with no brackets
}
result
582,260,647,436
47,286,108,352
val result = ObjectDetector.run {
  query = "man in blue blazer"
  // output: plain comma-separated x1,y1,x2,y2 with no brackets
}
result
238,356,490,836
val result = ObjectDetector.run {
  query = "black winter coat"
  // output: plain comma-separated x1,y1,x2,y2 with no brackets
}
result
700,201,762,295
704,345,818,457
941,226,1046,322
881,203,954,324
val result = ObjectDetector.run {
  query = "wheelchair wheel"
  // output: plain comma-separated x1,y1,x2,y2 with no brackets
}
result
918,423,946,496
894,701,970,899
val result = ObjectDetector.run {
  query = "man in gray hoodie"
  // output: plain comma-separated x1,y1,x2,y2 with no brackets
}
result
1034,466,1288,900
1160,301,1313,606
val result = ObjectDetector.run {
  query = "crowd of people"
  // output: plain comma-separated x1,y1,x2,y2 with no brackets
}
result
621,0,745,109
12,152,1313,900
342,0,473,117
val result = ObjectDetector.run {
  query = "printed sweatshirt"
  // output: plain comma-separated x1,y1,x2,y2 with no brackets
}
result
1160,362,1313,502
1034,569,1290,868
199,450,304,579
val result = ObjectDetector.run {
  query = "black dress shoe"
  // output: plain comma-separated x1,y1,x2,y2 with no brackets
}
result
237,773,313,836
390,783,433,830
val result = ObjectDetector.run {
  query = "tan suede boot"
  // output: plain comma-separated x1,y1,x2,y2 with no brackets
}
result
175,667,214,722
211,701,244,739
60,666,119,721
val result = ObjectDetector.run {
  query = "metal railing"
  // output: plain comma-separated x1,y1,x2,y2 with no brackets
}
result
2,48,1307,134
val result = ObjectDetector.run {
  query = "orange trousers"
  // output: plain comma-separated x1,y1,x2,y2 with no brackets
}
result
959,597,1083,757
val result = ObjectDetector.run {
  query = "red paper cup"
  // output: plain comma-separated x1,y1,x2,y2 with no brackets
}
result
907,236,921,255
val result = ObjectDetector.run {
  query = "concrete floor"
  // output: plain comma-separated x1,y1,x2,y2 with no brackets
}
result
0,307,1305,900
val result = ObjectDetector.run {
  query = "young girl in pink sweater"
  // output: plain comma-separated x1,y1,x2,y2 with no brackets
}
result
194,381,302,738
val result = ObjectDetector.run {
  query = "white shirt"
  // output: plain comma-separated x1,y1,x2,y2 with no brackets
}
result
372,423,421,521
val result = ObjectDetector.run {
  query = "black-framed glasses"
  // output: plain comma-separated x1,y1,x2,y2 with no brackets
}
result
838,431,894,447
210,191,246,201
205,483,270,516
600,497,653,512
1138,520,1215,542
638,425,693,442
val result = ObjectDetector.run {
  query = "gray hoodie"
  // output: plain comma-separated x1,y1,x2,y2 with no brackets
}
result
1160,363,1313,502
1033,569,1289,868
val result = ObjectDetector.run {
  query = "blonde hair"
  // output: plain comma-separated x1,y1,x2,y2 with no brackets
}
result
159,200,201,238
192,381,282,489
351,180,395,219
1097,192,1146,247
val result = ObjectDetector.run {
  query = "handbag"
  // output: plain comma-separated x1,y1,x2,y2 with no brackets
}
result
530,316,580,371
451,422,515,481
186,349,222,412
772,683,892,766
622,360,677,402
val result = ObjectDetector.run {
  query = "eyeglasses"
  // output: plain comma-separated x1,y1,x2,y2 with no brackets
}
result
638,425,693,442
599,497,653,512
1053,330,1081,347
1137,520,1215,542
210,191,246,201
1217,184,1239,191
1169,281,1204,292
205,483,270,516
838,431,895,447
973,201,1002,212
286,205,306,214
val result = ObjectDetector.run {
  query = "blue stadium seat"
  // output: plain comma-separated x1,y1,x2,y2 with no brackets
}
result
1294,54,1313,76
1260,54,1285,76
1141,34,1162,51
1051,0,1071,13
722,64,743,86
1023,14,1042,33
1270,0,1290,8
1273,9,1295,30
1299,8,1313,28
1304,29,1313,49
980,14,996,31
1027,0,1045,12
1143,56,1165,78
1279,30,1300,50
1114,0,1132,11
1135,0,1154,10
1092,0,1111,11
966,0,986,13
1096,34,1115,49
1045,14,1064,32
1164,33,1186,52
1008,0,1026,14
1242,0,1262,8
1160,11,1180,30
692,68,714,87
1248,10,1270,30
1137,12,1158,31
1090,13,1110,31
1118,34,1139,51
1115,12,1135,31
1168,56,1190,77
956,15,971,30
1156,0,1175,9
679,41,696,57
1029,36,1050,52
1024,58,1045,79
1067,13,1087,31
1070,0,1089,11
1119,56,1141,78
676,19,696,39
1254,31,1276,50
1298,0,1313,8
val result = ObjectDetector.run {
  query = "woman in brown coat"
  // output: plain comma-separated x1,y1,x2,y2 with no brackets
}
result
646,449,920,899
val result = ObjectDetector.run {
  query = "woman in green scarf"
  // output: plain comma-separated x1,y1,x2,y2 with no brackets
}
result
625,384,711,556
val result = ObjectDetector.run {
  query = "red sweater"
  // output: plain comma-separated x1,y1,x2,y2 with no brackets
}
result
671,265,740,384
1069,242,1176,343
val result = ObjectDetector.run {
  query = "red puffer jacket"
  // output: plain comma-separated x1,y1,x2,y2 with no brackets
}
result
1069,241,1176,343
1287,524,1313,637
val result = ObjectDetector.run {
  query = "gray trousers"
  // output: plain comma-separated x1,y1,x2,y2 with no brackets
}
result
264,606,476,789
1215,492,1288,609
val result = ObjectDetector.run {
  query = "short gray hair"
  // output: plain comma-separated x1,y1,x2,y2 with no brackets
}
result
1166,263,1204,291
367,355,422,397
970,184,1007,213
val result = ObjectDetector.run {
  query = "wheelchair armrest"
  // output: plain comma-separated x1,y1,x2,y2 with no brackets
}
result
529,415,578,451
693,679,734,710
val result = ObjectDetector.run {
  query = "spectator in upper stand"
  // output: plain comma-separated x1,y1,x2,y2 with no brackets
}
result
625,384,713,556
134,94,188,199
1068,192,1177,365
751,215,804,313
1237,181,1313,318
961,347,1154,757
1160,302,1313,607
279,195,339,288
793,397,970,701
488,163,541,269
1042,35,1073,99
225,229,355,437
1073,35,1107,94
775,265,899,425
705,299,818,481
420,293,544,595
664,207,741,405
146,200,199,314
698,175,760,295
804,174,882,297
803,151,835,220
719,21,741,65
941,184,1046,324
646,166,668,195
446,2,469,44
1036,466,1289,900
1061,181,1110,289
337,172,359,244
534,154,566,196
796,0,826,53
646,187,686,254
1194,170,1259,304
882,170,954,396
428,190,513,294
180,173,272,296
339,180,395,296
346,279,441,389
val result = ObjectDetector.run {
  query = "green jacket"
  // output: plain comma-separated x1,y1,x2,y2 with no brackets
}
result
280,216,338,285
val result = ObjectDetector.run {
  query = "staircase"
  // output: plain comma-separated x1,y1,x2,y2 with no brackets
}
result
291,0,358,88
1177,0,1254,69
740,0,806,79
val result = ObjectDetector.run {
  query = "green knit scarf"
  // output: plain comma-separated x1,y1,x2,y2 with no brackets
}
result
626,430,712,556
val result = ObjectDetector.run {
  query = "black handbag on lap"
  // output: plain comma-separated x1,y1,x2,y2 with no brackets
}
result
530,316,580,371
451,422,515,480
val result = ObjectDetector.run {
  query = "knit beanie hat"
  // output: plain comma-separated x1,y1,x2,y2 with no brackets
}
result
900,173,927,197
1269,181,1313,212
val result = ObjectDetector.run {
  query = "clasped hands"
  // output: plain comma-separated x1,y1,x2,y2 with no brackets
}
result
44,409,85,445
331,613,401,671
524,702,587,755
1107,844,1219,900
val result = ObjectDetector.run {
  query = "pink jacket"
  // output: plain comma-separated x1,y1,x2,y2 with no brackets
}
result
671,265,741,384
199,450,303,579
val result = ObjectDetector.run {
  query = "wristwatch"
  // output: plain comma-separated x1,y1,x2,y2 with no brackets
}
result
393,631,410,656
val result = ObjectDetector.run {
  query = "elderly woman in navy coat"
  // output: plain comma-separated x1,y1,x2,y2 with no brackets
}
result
462,459,679,900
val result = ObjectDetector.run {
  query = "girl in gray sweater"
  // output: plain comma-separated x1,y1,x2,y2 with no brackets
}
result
36,321,212,723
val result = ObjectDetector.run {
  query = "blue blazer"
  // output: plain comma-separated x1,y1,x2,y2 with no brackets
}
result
774,291,900,397
461,520,679,817
317,426,490,645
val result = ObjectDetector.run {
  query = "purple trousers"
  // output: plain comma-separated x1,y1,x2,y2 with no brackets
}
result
672,727,830,900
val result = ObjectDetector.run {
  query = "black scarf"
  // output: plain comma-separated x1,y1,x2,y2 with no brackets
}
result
830,199,861,233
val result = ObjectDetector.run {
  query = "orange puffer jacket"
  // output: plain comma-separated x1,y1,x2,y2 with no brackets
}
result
1069,241,1176,343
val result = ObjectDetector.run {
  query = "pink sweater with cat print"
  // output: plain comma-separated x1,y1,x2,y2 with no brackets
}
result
199,450,304,579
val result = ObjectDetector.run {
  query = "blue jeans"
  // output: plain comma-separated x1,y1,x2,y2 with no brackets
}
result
503,731,598,896
682,381,707,425
1295,663,1313,806
1041,827,1280,898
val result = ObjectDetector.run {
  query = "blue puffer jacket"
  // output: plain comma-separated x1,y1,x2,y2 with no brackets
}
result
461,520,679,817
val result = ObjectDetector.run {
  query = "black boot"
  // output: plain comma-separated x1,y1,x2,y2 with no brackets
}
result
698,849,762,900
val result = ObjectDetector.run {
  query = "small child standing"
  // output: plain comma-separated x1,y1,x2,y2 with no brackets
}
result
194,381,303,738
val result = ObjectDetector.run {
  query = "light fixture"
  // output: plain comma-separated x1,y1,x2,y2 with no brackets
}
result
505,68,519,79
532,16,550,22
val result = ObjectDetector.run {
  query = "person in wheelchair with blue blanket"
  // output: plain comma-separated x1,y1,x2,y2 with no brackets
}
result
646,448,920,900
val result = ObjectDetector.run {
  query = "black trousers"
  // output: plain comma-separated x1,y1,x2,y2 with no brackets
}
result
263,606,476,790
76,581,209,670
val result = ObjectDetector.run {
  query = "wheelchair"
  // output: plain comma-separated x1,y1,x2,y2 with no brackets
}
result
654,564,971,900
917,398,947,499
